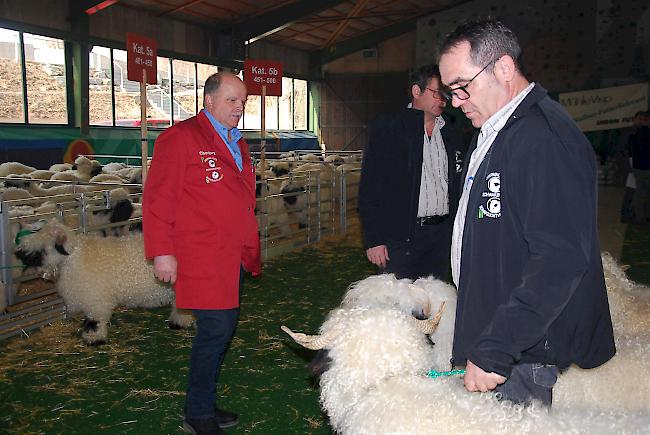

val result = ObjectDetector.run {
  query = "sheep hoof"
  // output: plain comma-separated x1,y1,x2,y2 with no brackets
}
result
81,319,108,345
84,338,107,346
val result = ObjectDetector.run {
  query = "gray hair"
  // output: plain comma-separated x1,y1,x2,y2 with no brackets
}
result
439,19,522,72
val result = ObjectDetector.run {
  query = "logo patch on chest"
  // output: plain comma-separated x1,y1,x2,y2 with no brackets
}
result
200,154,223,183
478,172,501,219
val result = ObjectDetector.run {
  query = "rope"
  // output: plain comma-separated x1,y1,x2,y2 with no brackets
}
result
426,369,466,378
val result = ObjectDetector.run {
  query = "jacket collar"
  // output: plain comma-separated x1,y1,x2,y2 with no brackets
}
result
509,82,547,120
196,110,247,172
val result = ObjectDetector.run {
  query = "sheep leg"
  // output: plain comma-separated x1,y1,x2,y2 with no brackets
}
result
81,317,109,346
168,300,194,329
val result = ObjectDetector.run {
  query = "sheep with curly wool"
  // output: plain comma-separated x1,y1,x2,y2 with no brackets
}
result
0,162,37,177
551,253,650,414
284,270,650,434
14,219,193,345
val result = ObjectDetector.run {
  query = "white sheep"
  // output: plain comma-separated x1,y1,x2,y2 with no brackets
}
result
324,155,344,164
0,162,37,177
14,219,193,345
102,162,128,173
49,163,73,172
284,269,650,434
50,156,95,182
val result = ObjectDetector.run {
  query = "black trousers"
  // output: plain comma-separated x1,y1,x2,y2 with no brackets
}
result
384,220,452,281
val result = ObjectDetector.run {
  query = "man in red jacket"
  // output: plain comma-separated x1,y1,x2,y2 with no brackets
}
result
143,72,261,434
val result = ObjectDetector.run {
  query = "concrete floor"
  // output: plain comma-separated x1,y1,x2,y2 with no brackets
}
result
598,185,627,260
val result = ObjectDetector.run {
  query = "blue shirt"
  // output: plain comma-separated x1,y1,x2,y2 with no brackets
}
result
202,109,243,171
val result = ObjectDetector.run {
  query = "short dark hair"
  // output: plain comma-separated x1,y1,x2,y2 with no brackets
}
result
439,19,522,72
409,64,441,102
203,72,232,106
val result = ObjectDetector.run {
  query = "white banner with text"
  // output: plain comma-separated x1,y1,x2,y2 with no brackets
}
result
559,83,648,132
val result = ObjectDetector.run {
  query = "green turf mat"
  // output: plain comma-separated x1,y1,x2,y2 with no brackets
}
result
0,236,374,434
620,224,650,286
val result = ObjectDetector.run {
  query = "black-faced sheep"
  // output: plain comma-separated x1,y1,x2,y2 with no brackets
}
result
283,270,650,434
14,220,193,345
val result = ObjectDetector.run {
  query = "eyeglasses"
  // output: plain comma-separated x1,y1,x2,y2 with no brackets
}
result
425,87,447,100
444,58,499,101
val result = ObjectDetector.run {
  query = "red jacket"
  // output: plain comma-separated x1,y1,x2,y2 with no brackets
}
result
143,111,261,309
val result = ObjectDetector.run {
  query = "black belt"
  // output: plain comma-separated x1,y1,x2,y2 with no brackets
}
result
416,214,449,226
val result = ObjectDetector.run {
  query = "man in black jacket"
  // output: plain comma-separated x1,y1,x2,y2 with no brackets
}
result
358,65,464,281
438,19,615,406
629,111,650,224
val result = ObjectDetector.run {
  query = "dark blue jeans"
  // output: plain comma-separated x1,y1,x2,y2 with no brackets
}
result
494,363,559,406
184,308,239,419
184,269,244,420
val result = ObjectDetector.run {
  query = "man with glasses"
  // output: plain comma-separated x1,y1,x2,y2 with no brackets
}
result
438,19,615,406
358,65,464,281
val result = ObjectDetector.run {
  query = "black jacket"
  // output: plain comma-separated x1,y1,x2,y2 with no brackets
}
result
358,109,465,249
452,84,616,377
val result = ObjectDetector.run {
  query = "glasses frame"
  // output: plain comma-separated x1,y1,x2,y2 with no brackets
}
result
444,58,499,101
424,87,447,101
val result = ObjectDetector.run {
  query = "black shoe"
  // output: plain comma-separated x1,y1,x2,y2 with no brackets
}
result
182,416,225,435
215,408,239,428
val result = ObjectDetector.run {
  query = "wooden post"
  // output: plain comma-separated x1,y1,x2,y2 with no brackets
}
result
260,84,266,179
140,69,148,185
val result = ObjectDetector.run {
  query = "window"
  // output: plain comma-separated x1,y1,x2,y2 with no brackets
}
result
239,74,308,131
197,63,219,111
0,28,24,123
151,56,172,127
113,48,143,126
173,59,196,121
279,77,293,130
23,34,68,124
265,96,279,130
294,79,307,130
89,46,113,125
0,29,67,124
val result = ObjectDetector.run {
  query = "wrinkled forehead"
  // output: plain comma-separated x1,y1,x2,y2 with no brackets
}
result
439,42,475,86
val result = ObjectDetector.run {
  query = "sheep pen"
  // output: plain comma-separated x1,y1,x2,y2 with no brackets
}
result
283,256,650,434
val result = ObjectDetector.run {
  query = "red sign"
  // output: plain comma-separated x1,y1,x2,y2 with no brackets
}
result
244,60,283,96
126,33,157,84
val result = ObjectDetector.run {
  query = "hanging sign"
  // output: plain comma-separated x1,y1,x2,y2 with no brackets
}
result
244,59,283,96
126,32,158,84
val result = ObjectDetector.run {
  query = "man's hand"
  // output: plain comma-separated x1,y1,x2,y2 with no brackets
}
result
366,245,389,268
153,255,177,284
463,360,506,392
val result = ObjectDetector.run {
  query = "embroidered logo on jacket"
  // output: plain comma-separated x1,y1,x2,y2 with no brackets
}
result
201,154,223,183
455,150,463,173
478,172,501,219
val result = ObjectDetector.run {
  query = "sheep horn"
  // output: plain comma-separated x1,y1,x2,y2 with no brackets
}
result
281,325,339,350
411,301,446,334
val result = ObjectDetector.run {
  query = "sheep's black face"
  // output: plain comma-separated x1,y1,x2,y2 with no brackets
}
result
90,166,102,177
3,179,30,189
412,308,428,320
110,199,134,223
15,248,43,268
308,349,332,378
281,185,304,206
255,175,263,197
272,167,289,177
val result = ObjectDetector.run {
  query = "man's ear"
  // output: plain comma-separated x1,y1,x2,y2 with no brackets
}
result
495,55,516,82
411,84,422,100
